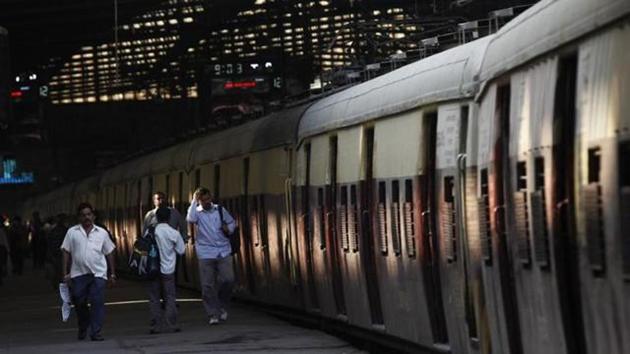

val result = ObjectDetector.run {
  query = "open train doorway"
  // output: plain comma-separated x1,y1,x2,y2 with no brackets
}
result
552,53,585,354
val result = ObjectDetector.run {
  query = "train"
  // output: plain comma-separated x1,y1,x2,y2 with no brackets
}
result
21,0,630,353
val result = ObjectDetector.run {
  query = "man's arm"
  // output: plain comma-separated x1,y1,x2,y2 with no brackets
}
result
106,251,116,285
186,198,199,223
222,207,237,234
173,229,186,255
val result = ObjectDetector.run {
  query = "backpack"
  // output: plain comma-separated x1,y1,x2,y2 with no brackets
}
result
128,226,161,280
218,206,240,255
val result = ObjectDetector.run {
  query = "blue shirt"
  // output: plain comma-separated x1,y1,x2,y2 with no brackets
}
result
186,200,235,259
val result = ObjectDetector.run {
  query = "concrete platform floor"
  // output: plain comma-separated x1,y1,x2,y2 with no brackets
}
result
0,265,364,354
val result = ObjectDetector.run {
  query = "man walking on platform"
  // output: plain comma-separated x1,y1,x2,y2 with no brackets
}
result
61,203,116,341
148,207,186,334
144,191,187,241
186,187,236,325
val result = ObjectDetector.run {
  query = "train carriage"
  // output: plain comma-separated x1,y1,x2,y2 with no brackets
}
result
474,0,630,353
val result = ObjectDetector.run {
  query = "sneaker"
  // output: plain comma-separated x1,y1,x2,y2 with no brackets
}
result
208,316,219,325
219,309,228,321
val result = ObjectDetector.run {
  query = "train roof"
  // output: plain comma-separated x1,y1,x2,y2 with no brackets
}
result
190,104,306,166
480,0,630,81
298,36,492,140
98,103,308,185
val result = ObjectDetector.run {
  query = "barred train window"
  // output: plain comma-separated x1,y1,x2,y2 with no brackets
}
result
378,181,388,255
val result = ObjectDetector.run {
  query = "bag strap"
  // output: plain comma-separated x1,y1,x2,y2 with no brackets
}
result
218,205,224,223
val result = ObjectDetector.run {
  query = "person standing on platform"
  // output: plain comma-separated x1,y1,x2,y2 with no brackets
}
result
148,207,186,334
61,203,116,341
186,187,236,325
0,224,10,285
8,216,28,275
143,192,187,241
46,214,69,289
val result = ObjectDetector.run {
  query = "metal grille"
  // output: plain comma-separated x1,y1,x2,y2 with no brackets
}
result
583,184,605,275
391,202,401,255
404,202,416,257
530,190,549,268
340,186,349,251
348,204,358,252
378,203,388,254
478,197,492,264
621,187,630,280
442,202,456,262
514,191,531,266
340,205,349,251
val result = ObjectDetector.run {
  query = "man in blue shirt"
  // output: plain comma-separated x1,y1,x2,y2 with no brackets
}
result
186,187,236,325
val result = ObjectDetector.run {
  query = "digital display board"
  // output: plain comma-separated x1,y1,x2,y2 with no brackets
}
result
0,157,34,185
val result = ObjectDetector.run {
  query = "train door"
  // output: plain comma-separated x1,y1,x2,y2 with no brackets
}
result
302,143,319,309
239,158,254,292
177,171,190,284
491,83,522,354
327,136,347,316
361,127,384,325
421,111,449,345
552,53,586,354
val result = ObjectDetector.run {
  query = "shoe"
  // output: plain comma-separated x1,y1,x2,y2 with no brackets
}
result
219,309,228,321
208,316,219,325
149,328,160,335
90,334,105,341
172,327,181,333
77,329,87,340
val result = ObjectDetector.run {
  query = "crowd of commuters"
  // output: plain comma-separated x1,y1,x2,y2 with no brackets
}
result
1,186,237,342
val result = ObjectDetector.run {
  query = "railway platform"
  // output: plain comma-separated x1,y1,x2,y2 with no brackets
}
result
0,265,363,354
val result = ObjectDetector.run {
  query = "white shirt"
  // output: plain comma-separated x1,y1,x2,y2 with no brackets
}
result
154,223,186,275
60,224,115,279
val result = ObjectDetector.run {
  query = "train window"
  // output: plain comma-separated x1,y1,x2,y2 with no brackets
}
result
534,157,545,189
619,141,630,280
404,179,416,258
214,164,221,200
340,186,349,252
479,168,492,264
391,180,402,256
317,187,326,250
378,181,388,255
443,176,457,262
349,185,359,252
517,161,527,191
532,156,550,269
583,144,606,276
588,147,601,184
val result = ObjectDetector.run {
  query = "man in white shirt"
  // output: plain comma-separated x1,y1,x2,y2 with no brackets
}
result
61,203,116,342
148,207,186,334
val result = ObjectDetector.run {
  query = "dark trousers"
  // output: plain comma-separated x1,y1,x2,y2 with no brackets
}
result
10,249,23,275
198,256,234,317
147,273,178,331
71,274,106,337
0,246,7,285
